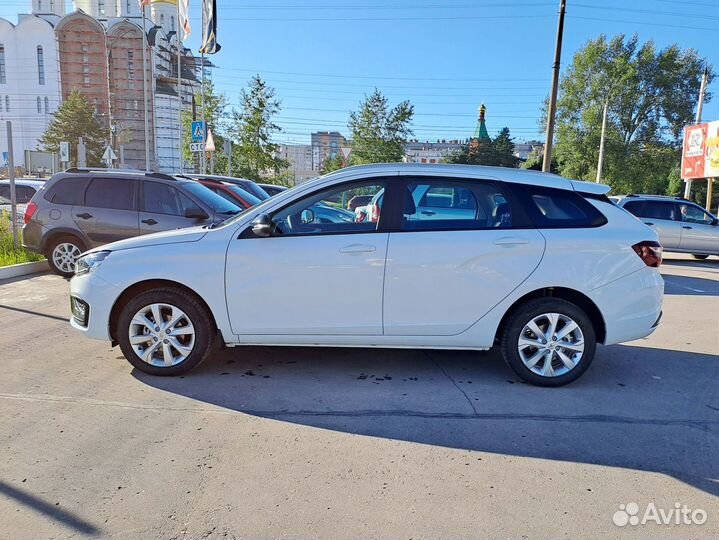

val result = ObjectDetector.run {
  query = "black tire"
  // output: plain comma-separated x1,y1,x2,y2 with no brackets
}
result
500,298,597,387
116,287,216,376
45,234,86,278
692,254,709,260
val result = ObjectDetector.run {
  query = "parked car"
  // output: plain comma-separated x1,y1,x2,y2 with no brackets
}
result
258,183,289,197
70,164,664,386
193,177,262,210
615,194,718,259
347,194,373,211
187,174,270,201
23,168,242,277
0,179,45,225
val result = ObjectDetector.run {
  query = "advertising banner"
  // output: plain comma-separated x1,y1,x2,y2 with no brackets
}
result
682,121,719,179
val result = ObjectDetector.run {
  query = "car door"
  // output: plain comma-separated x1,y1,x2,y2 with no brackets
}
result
382,177,545,336
139,181,208,234
225,179,389,335
622,200,681,249
677,202,719,254
75,177,139,247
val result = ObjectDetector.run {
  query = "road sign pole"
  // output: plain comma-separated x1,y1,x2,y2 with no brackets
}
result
6,121,18,248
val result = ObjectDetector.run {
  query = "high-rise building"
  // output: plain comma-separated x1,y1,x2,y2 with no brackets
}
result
278,144,315,184
311,131,347,172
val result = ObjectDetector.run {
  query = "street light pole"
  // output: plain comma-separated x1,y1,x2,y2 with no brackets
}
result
685,66,709,199
542,0,567,172
596,97,609,183
141,5,151,172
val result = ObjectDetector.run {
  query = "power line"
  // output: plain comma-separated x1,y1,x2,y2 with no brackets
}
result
567,14,718,31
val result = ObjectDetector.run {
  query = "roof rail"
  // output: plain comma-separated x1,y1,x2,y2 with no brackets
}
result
193,176,223,184
144,171,177,181
626,193,689,201
65,167,146,174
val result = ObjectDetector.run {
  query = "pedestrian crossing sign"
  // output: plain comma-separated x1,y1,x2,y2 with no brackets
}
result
191,121,206,142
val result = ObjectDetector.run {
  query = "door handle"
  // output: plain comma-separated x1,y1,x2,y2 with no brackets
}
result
142,218,158,225
493,237,529,246
339,244,376,254
421,210,436,216
76,213,93,220
644,222,654,226
682,225,693,230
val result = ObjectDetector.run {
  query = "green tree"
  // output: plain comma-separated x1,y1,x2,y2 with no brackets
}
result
446,128,519,167
181,80,229,173
40,89,108,166
321,153,345,174
552,34,712,194
522,151,559,173
348,89,414,164
229,75,288,181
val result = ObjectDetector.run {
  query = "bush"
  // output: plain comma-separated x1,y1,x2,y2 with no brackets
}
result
0,213,44,267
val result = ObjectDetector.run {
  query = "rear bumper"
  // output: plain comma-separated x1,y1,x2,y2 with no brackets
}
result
590,266,664,345
21,221,43,253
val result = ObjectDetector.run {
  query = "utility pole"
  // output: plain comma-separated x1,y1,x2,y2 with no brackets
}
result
685,66,709,199
176,1,183,173
141,5,151,172
6,121,18,248
596,97,609,183
542,0,567,172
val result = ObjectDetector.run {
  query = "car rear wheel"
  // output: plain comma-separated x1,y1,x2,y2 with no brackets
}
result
500,298,596,387
117,287,216,376
46,235,86,277
692,254,709,260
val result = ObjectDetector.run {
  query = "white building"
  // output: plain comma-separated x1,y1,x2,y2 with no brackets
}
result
403,140,464,164
0,1,64,170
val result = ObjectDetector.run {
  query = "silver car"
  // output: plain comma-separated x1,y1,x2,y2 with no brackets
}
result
616,195,718,259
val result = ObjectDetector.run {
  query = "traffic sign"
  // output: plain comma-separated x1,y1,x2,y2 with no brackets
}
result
59,141,70,163
191,121,206,142
340,146,352,160
102,146,117,165
190,142,204,152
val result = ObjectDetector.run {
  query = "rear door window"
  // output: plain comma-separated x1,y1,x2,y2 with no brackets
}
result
85,178,137,210
1,185,37,203
44,177,90,205
402,179,513,231
640,201,676,221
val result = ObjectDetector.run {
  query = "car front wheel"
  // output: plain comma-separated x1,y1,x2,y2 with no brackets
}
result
500,298,596,387
117,287,216,376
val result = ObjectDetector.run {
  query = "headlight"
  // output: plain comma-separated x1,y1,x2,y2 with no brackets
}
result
75,251,111,276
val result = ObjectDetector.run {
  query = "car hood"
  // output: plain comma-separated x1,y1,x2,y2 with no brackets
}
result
87,226,208,254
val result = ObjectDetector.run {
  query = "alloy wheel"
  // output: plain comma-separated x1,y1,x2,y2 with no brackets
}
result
128,303,196,367
52,242,82,274
517,312,585,377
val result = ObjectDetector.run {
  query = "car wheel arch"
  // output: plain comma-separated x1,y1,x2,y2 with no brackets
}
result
109,279,222,345
41,228,89,254
494,287,607,345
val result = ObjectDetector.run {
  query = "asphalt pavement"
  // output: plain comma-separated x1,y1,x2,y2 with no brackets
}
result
0,254,717,539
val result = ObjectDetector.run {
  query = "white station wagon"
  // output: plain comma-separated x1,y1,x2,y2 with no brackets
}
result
70,164,664,387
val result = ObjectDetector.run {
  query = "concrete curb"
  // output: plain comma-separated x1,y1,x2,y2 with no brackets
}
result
0,260,49,280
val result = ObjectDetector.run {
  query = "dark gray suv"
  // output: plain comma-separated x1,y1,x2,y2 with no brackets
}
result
23,168,242,276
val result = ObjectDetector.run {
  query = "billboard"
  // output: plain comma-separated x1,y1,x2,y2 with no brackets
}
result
682,120,719,179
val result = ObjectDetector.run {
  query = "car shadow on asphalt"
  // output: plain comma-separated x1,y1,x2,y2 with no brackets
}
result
662,274,719,296
133,344,719,497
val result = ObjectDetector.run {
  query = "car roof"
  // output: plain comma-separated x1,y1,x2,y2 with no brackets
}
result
307,163,610,195
0,178,46,188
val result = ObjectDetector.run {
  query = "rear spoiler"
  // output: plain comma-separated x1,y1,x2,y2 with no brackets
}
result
570,179,612,196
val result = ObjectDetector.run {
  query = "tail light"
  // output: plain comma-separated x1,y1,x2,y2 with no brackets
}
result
24,201,38,225
370,203,381,223
632,241,662,268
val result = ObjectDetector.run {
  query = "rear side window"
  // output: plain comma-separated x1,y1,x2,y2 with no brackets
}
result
515,185,607,228
44,177,90,205
85,178,137,211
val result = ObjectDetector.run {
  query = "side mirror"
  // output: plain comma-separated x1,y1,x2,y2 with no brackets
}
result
301,208,315,224
712,218,719,226
184,208,209,220
250,213,271,237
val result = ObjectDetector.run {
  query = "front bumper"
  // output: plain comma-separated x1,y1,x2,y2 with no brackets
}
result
69,271,122,342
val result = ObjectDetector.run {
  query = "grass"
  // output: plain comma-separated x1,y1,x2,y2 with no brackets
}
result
0,212,44,267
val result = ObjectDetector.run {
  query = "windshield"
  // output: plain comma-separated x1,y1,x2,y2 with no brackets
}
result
225,184,262,207
182,182,242,215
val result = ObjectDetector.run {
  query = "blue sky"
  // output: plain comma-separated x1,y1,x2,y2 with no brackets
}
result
2,0,718,144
